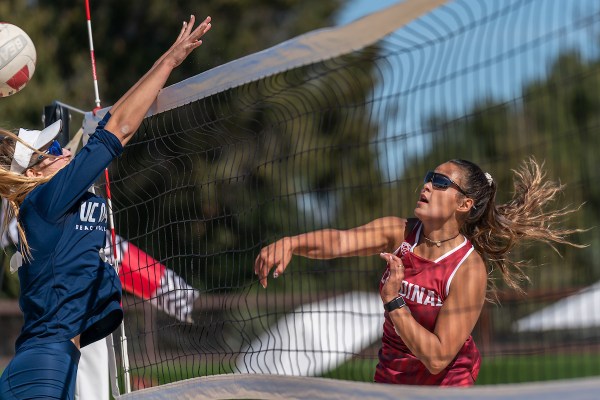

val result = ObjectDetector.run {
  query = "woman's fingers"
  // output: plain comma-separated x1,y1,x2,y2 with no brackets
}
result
190,16,211,40
255,255,269,277
176,15,210,44
188,15,196,32
380,252,405,283
380,252,406,302
166,15,212,66
254,245,290,288
181,15,195,36
254,251,275,288
256,259,269,288
253,254,261,275
379,252,403,267
179,17,211,51
176,21,187,42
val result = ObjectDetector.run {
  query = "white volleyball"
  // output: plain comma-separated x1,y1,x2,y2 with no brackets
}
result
0,23,37,97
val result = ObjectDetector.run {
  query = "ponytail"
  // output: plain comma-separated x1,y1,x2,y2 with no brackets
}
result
451,158,584,294
0,129,53,259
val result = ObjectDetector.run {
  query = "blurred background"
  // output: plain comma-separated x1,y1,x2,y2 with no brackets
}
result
0,0,348,129
2,0,600,392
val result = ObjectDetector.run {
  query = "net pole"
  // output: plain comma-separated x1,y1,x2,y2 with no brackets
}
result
84,0,132,394
84,0,101,112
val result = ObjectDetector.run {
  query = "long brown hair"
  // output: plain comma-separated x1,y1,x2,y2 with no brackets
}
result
0,128,54,258
451,158,585,295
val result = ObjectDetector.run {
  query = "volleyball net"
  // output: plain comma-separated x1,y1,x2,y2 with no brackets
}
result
77,0,600,397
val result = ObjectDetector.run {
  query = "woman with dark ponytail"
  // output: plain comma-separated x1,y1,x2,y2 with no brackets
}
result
254,158,583,386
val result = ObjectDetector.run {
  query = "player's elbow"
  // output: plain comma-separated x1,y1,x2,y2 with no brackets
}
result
426,362,448,376
105,115,137,144
422,356,452,375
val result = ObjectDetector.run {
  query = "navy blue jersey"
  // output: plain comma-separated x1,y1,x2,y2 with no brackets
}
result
16,112,124,350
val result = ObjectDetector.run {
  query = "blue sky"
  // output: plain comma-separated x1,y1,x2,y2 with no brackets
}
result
335,0,402,26
332,0,600,179
336,0,599,104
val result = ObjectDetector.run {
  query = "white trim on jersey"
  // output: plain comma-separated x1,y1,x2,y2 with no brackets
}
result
434,237,468,263
445,247,475,297
410,223,422,252
412,222,469,263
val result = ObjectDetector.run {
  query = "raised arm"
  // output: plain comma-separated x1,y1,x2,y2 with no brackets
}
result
254,216,407,288
106,15,212,146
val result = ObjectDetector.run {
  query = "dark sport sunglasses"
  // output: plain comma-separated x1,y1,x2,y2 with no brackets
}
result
38,140,63,160
424,171,467,195
30,140,63,167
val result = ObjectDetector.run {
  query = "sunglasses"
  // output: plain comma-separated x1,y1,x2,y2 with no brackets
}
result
424,171,467,195
29,140,63,167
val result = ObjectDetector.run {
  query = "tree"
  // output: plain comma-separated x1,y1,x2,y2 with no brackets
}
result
2,0,342,127
107,46,385,293
2,0,352,297
421,51,600,290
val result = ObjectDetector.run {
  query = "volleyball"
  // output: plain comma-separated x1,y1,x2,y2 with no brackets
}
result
0,22,36,97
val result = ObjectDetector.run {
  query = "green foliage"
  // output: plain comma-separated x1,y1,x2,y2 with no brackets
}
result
476,353,600,384
321,357,377,382
1,1,69,129
1,249,19,298
321,352,600,384
1,0,342,128
1,1,348,297
423,51,600,293
108,47,383,292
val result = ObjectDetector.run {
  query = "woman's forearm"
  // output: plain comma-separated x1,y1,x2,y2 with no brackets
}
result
290,217,405,259
288,229,343,259
388,309,450,374
256,217,405,288
106,60,174,145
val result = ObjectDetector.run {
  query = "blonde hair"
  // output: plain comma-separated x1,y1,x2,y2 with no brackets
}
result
452,158,585,296
0,128,56,258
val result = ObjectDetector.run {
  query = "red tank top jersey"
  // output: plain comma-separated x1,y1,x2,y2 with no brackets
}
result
374,221,481,386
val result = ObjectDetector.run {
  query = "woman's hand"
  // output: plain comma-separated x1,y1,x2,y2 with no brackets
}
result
106,14,212,146
379,252,405,303
254,238,293,288
163,15,212,69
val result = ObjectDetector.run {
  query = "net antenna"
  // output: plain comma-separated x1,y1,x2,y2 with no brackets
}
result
84,0,131,395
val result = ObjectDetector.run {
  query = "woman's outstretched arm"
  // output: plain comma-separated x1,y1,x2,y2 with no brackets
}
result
106,15,212,146
254,216,407,288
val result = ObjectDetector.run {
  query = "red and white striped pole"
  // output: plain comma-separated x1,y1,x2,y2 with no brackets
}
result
85,0,101,113
84,0,131,394
84,1,116,257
